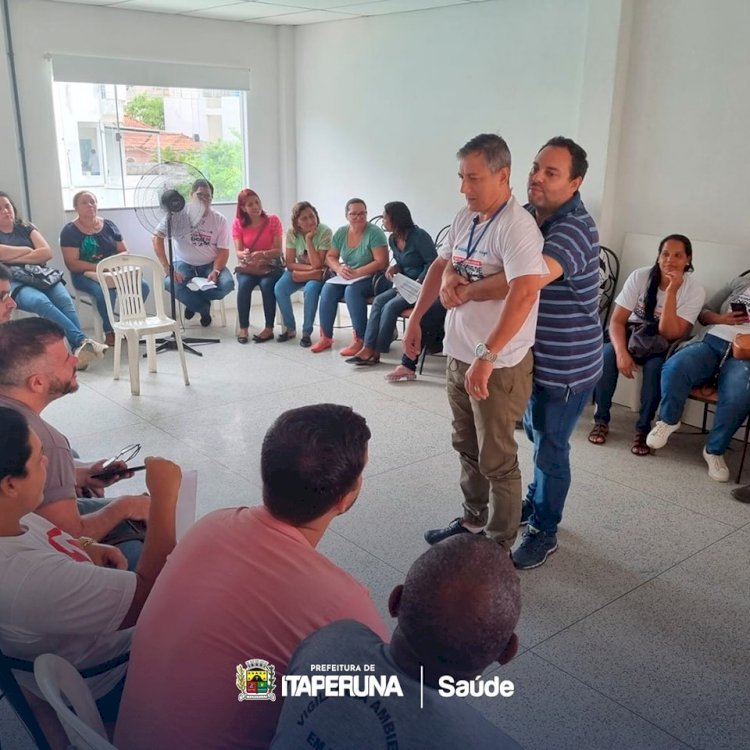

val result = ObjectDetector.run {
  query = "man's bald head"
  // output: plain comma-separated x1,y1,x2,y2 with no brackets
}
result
395,535,520,675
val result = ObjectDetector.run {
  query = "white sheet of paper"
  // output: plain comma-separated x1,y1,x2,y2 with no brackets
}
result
325,274,372,286
175,469,198,541
392,273,422,305
187,277,217,292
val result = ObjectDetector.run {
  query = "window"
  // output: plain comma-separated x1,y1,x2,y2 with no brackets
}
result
52,82,247,209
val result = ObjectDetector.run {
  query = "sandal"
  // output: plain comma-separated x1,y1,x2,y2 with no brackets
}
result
631,432,650,456
588,423,609,445
385,365,416,382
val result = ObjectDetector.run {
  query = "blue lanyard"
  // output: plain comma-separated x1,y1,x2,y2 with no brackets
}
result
465,201,507,259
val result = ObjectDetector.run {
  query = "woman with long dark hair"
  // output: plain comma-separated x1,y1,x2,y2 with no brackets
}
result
232,188,284,344
273,201,332,347
589,234,704,454
345,201,436,366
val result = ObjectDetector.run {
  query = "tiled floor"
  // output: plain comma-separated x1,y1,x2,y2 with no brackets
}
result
2,309,749,750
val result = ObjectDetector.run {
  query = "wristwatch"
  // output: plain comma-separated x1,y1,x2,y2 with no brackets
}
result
475,343,498,362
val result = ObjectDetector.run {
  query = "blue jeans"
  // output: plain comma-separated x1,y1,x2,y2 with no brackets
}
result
318,276,392,339
659,334,750,455
72,272,150,334
273,270,323,336
164,262,234,318
523,383,592,534
363,288,412,352
594,342,666,433
236,268,283,329
11,280,86,349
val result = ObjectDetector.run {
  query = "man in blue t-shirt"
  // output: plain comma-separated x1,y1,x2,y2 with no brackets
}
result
440,137,602,569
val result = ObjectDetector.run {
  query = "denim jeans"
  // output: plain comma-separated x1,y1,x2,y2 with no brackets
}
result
659,334,750,455
273,270,323,336
72,271,150,334
594,341,666,434
236,268,283,329
318,276,392,339
523,383,592,534
164,262,234,318
363,288,412,352
11,280,86,349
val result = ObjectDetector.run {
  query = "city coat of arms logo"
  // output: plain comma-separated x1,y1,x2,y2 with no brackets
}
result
236,659,277,702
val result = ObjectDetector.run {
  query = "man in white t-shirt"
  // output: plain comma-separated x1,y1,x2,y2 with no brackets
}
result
404,133,546,550
154,178,235,327
0,403,180,740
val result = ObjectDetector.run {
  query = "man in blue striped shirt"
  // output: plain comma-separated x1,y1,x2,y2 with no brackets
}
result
441,137,602,569
513,137,602,568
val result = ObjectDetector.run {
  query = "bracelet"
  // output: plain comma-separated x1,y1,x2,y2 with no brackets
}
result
79,536,96,549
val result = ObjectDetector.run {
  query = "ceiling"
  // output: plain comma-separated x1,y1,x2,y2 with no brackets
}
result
48,0,487,26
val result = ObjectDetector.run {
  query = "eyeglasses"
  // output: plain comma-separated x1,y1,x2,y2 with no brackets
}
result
348,211,367,218
0,291,11,303
102,443,141,468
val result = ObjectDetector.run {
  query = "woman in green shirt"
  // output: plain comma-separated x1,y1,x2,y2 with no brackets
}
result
310,198,389,354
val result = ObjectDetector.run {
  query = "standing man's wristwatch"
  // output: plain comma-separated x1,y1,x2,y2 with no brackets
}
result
474,343,498,362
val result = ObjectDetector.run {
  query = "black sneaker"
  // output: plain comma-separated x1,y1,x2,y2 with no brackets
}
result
200,313,212,327
184,308,196,320
300,335,312,348
424,518,485,545
512,528,558,569
520,500,532,527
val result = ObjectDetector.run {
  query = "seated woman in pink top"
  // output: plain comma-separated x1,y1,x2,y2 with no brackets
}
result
232,188,283,344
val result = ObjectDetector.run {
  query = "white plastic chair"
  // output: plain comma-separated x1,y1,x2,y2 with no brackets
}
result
96,254,189,396
33,653,116,750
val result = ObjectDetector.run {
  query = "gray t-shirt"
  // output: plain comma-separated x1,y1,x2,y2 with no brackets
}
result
271,620,523,750
0,395,75,507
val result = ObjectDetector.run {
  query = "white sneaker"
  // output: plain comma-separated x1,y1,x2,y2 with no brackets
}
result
646,420,681,450
703,448,729,482
85,338,108,359
73,341,93,370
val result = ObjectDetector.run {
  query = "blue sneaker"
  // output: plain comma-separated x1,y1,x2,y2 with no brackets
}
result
520,500,532,527
424,518,485,545
512,528,558,569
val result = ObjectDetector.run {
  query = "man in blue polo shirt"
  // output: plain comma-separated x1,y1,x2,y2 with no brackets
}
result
440,137,602,569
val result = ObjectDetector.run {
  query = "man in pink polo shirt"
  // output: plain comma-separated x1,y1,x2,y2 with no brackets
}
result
115,403,388,750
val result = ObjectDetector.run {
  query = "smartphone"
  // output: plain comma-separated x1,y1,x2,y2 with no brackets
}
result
730,302,749,319
90,465,146,480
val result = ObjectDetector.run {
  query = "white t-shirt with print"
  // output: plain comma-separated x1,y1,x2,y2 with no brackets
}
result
0,513,135,699
438,196,545,367
158,208,231,266
616,266,705,325
710,282,750,342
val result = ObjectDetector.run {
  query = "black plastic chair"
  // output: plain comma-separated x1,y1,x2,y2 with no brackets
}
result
369,214,385,230
598,245,620,328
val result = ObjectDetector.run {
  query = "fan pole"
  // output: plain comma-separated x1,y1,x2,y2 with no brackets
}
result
167,213,177,321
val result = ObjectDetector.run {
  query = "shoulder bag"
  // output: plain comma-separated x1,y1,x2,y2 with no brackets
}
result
10,264,64,291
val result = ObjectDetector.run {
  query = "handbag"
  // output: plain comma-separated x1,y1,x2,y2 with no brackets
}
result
234,218,283,276
732,333,750,360
627,320,669,361
292,267,333,283
10,263,64,291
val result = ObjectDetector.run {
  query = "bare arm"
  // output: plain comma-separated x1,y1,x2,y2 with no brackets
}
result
608,304,638,379
118,458,180,629
34,494,150,541
153,234,169,274
116,240,128,254
657,276,693,341
402,257,448,359
0,229,53,264
61,245,94,274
